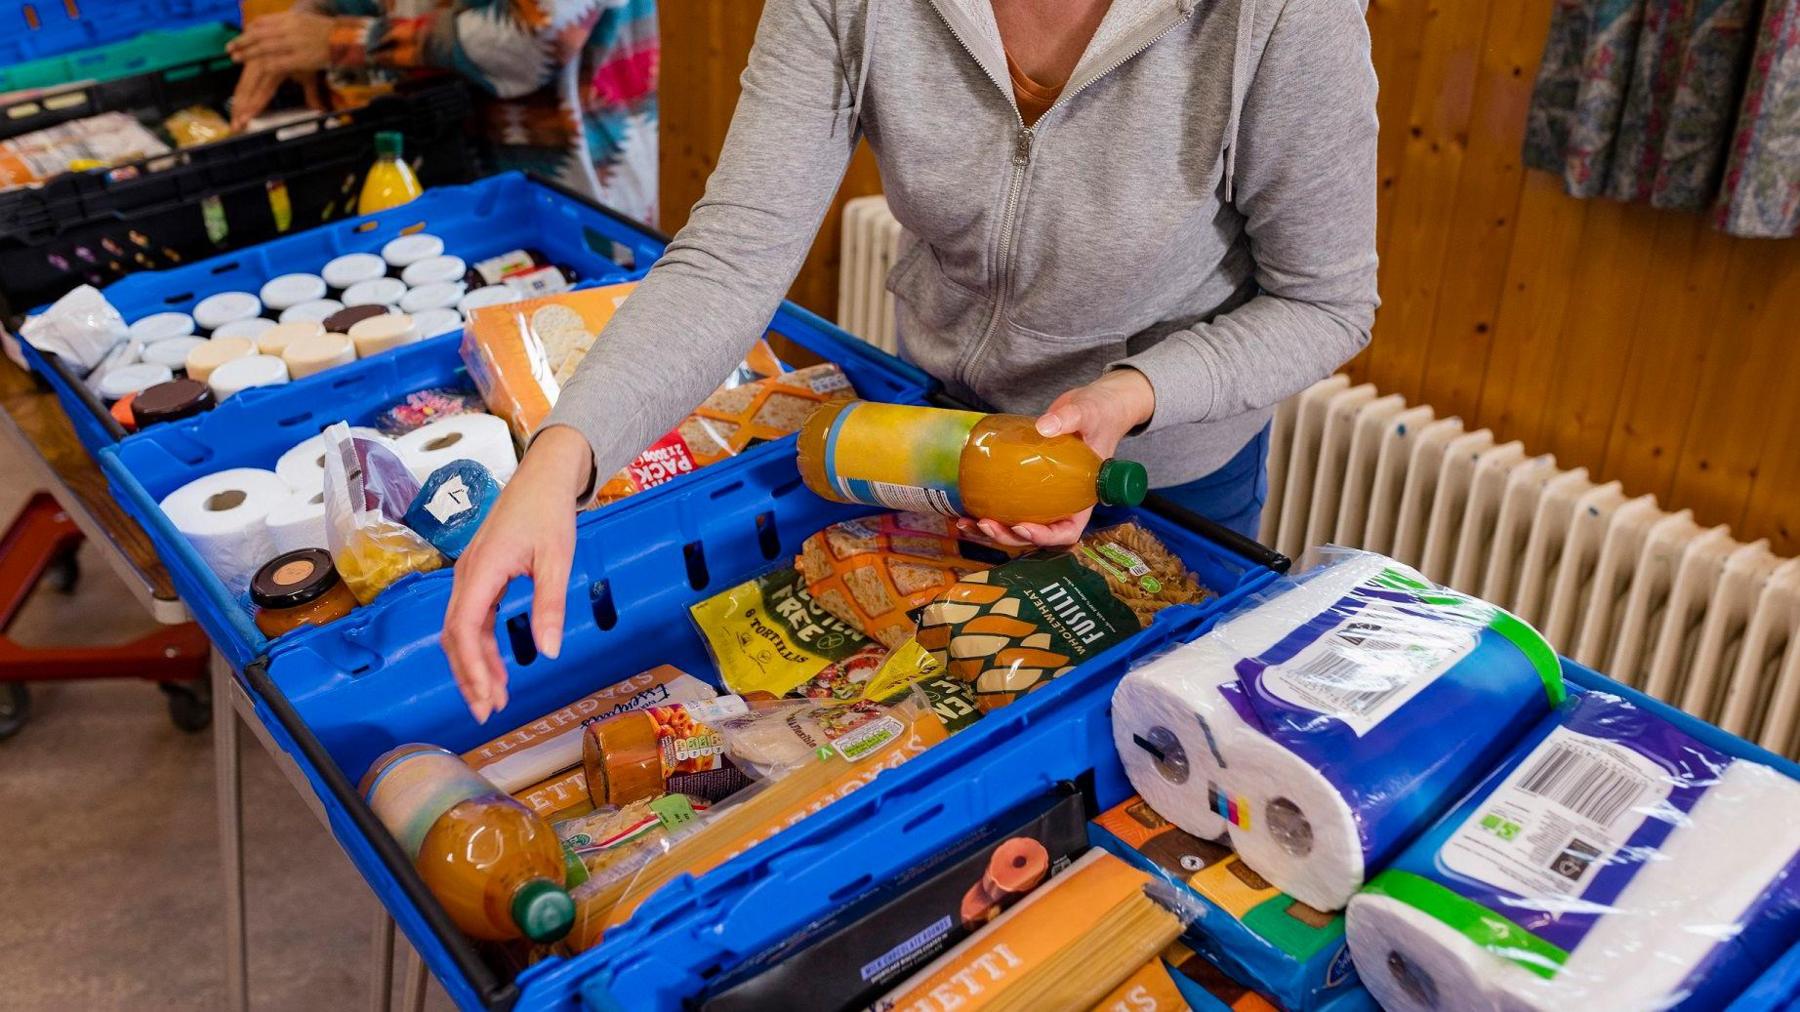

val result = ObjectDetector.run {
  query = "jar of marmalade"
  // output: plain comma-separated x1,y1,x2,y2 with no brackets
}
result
251,548,357,637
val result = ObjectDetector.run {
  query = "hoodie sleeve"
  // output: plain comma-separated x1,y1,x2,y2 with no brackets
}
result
1115,0,1379,432
543,0,858,498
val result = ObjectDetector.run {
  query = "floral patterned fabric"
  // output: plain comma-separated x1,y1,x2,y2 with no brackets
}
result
309,0,659,225
1525,0,1800,238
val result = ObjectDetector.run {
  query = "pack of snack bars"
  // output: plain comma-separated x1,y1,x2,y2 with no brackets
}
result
595,362,853,505
916,522,1207,712
797,513,1011,649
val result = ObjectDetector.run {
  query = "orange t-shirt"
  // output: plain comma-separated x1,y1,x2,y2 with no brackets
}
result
1005,51,1062,126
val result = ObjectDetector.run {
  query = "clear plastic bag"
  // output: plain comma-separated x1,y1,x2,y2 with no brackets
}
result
319,421,444,604
19,284,127,372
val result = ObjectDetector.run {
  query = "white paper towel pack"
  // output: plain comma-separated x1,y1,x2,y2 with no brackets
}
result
1112,550,1561,911
395,414,517,484
264,489,328,553
159,468,291,594
1347,691,1800,1011
276,427,391,494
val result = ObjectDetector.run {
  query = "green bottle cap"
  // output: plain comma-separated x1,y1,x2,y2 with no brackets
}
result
1096,459,1149,507
374,131,404,159
511,877,576,943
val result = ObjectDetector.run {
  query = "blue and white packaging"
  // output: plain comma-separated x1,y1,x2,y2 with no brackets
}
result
1347,690,1800,1011
402,459,501,560
1112,549,1563,911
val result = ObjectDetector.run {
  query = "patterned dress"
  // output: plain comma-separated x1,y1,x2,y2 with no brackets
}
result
309,0,659,224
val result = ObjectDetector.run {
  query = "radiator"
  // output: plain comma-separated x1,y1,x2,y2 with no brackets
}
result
837,194,903,355
1266,376,1800,758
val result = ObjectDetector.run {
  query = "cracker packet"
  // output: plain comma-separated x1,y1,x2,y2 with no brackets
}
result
796,512,1012,649
690,565,884,699
594,362,853,505
917,522,1206,712
460,282,637,441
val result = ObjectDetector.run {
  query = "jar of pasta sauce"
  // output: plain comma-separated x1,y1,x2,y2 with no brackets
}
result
251,549,357,637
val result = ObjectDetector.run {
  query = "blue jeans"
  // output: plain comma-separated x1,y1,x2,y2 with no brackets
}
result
1152,424,1270,542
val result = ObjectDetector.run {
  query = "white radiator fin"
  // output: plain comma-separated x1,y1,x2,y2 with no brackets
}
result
1267,376,1800,758
837,195,903,354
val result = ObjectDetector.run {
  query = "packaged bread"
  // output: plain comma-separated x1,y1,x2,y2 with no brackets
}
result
797,513,1012,649
460,282,638,441
916,522,1207,712
594,362,853,505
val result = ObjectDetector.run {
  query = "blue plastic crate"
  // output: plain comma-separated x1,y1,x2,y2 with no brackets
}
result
238,449,1282,1010
1731,939,1800,1011
584,650,1800,1009
99,293,933,671
0,0,236,67
23,171,670,455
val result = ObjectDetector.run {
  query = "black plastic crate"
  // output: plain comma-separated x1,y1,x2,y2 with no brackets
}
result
0,78,478,322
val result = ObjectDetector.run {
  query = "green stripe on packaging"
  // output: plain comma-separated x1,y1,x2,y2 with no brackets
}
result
1362,871,1568,980
1488,610,1567,704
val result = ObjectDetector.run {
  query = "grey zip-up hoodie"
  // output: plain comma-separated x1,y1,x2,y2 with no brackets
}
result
549,0,1379,491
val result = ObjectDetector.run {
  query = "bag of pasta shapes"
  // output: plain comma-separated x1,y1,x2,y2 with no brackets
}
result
917,522,1207,712
797,513,1013,649
321,422,445,603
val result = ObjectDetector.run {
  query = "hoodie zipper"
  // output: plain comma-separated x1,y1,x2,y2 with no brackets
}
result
924,1,1196,392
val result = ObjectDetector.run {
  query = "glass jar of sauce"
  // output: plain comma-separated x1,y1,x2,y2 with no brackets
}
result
251,548,357,637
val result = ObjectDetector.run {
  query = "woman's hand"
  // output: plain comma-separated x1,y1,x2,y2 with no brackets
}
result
226,12,335,130
961,368,1155,549
441,426,592,723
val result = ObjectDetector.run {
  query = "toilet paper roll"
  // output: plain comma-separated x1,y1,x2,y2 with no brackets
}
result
1112,552,1560,911
1347,692,1800,1012
208,354,289,400
395,413,517,483
159,468,291,594
276,426,392,494
264,488,329,553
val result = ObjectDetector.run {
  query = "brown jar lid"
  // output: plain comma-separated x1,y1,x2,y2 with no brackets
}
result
321,304,391,335
131,378,215,426
251,548,343,609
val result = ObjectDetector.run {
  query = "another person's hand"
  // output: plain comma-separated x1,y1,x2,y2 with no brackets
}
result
441,426,592,723
962,368,1155,549
226,11,335,129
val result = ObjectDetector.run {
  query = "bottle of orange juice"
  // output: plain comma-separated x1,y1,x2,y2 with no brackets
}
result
797,402,1149,525
357,131,422,215
361,744,575,942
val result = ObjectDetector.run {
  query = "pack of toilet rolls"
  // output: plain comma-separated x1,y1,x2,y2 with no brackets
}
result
1347,690,1800,1011
1111,549,1565,911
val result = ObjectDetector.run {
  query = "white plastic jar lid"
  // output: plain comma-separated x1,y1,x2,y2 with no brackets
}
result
342,277,408,307
411,307,464,339
400,254,467,288
208,354,290,400
211,317,278,342
128,312,196,344
279,298,345,324
399,281,465,315
141,336,207,371
192,291,263,331
98,362,175,401
259,273,329,311
381,233,445,268
457,285,520,315
321,252,388,290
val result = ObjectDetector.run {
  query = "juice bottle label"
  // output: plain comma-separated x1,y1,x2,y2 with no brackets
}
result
821,403,984,516
365,747,496,859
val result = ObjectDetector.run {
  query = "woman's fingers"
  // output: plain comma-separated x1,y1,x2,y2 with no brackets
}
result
442,552,512,722
1035,390,1085,438
229,64,283,131
530,533,572,662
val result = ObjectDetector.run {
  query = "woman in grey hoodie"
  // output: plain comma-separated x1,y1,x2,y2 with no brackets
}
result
444,0,1379,721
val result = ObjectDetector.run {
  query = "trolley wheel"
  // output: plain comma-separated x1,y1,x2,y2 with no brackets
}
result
0,683,30,741
161,679,212,733
48,549,80,595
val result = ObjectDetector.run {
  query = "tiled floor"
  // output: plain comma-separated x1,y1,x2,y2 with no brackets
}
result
0,439,452,1009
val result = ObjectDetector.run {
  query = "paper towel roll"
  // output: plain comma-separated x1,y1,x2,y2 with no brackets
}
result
276,427,392,494
264,488,329,554
395,414,517,484
1112,552,1559,911
159,468,290,594
1347,692,1800,1012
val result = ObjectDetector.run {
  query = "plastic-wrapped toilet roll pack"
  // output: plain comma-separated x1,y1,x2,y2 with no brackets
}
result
159,468,291,594
1347,690,1800,1011
1112,550,1564,912
394,414,517,484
